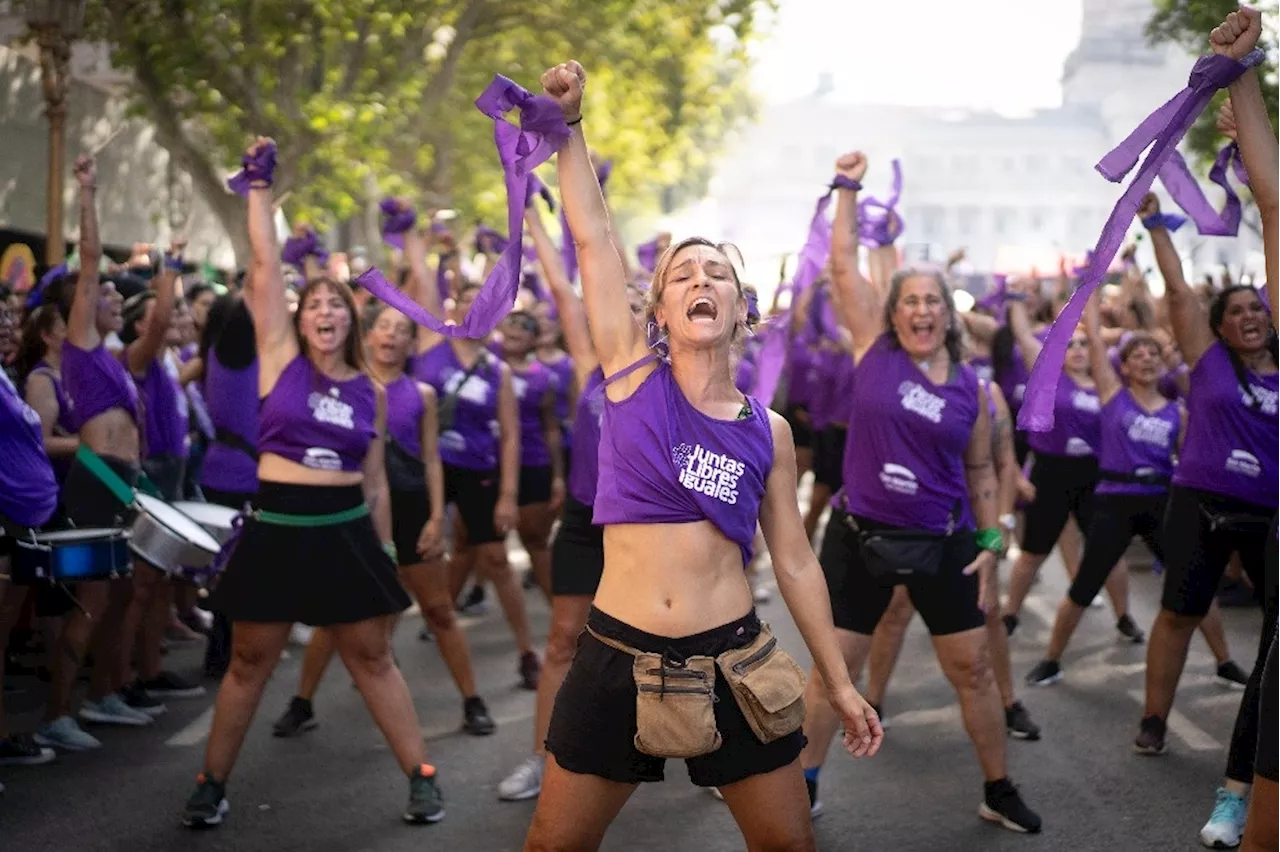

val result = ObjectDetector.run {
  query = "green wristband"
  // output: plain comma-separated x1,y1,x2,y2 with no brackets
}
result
975,528,1004,553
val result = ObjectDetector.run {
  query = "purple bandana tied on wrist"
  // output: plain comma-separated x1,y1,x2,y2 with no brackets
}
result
226,141,278,198
379,199,417,250
1019,49,1264,433
356,74,570,339
1141,212,1188,232
281,228,329,273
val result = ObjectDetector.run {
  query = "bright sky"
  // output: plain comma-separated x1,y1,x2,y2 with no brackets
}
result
751,0,1084,111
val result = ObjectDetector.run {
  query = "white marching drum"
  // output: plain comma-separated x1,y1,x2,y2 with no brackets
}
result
129,494,221,574
172,501,239,546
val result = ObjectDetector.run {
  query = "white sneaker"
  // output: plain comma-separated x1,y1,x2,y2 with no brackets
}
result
498,756,544,801
80,694,154,727
289,624,314,646
752,585,773,604
1199,787,1247,849
34,716,102,751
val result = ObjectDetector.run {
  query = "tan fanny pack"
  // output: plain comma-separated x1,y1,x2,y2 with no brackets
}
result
585,622,807,759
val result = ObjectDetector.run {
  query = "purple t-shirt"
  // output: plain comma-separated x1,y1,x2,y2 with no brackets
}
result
61,342,139,433
415,343,502,471
1026,374,1100,458
512,361,557,468
258,356,376,473
136,355,189,459
385,374,425,458
201,353,259,494
1096,389,1180,496
0,369,58,527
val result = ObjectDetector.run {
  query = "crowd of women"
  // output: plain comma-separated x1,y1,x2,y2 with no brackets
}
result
0,7,1276,851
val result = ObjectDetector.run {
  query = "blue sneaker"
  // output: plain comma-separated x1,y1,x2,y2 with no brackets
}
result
1199,787,1247,849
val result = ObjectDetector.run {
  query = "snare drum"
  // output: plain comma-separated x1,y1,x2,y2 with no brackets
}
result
172,502,239,546
9,529,132,584
129,494,221,574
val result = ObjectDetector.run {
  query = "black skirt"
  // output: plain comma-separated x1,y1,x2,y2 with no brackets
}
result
207,481,411,626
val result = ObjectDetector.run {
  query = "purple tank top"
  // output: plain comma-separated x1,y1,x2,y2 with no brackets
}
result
30,362,74,435
137,355,189,458
593,361,774,567
1096,390,1180,496
61,342,139,432
384,374,424,458
1026,374,1100,458
841,334,978,533
0,369,58,527
568,368,605,505
201,353,259,494
512,361,556,468
786,339,816,408
544,352,575,435
416,343,501,471
828,352,856,428
258,356,377,473
1174,341,1278,507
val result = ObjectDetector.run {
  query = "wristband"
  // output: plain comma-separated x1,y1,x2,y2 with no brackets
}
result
382,541,398,562
565,115,583,126
830,175,862,192
164,256,184,272
975,528,1004,554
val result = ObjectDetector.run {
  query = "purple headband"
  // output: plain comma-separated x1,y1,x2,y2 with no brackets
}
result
1019,49,1264,433
1157,140,1251,236
281,227,330,273
356,74,570,339
379,199,417,250
226,141,278,197
559,159,612,284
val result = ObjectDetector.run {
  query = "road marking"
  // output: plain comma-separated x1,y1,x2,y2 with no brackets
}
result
880,704,961,729
1020,593,1059,629
167,706,215,747
1127,690,1221,752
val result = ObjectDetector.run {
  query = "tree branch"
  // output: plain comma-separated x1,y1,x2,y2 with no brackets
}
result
420,0,487,115
338,14,373,97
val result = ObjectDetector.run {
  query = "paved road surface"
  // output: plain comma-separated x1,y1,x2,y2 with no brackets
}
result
1,532,1264,851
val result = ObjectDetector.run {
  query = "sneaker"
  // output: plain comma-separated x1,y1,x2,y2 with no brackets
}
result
462,696,496,736
498,755,544,801
1025,659,1063,687
80,693,154,727
1005,702,1041,740
288,624,314,646
1116,615,1146,644
519,651,541,691
708,786,724,801
141,671,207,699
458,585,489,616
33,716,101,751
871,703,891,731
1002,613,1019,637
1216,661,1248,689
419,625,434,642
0,734,56,766
1199,786,1248,849
805,777,825,819
272,697,318,738
121,681,168,717
182,771,229,828
405,764,445,824
979,778,1041,833
752,584,773,604
1134,714,1167,755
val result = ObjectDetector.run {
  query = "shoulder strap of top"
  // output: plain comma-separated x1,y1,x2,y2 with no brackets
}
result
593,353,660,401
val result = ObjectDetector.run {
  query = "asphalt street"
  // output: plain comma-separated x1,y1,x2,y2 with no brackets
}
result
0,517,1265,852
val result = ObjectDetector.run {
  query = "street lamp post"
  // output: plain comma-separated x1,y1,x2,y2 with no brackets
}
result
26,0,86,266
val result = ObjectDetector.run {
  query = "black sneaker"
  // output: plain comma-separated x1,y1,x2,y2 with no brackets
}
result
519,651,541,691
1005,701,1041,741
182,772,229,828
405,765,445,824
1115,615,1145,644
122,681,168,717
979,778,1041,833
0,733,56,766
1134,714,1167,755
272,697,318,738
141,671,206,699
419,625,434,642
870,703,891,731
1216,660,1248,689
462,696,496,736
457,585,488,615
1025,659,1063,687
1002,613,1019,637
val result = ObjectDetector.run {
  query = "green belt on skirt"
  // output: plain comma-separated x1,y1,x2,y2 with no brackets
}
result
250,504,370,527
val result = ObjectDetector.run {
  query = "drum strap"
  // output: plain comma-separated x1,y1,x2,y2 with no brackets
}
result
74,446,161,505
252,504,370,527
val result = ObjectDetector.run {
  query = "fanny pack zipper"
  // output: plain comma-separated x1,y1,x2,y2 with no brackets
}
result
732,636,777,676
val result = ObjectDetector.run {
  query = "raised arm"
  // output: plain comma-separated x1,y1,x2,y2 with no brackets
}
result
126,239,182,375
1083,289,1123,404
241,138,298,391
542,62,646,375
525,205,597,379
1139,193,1214,368
829,152,882,360
401,209,445,354
1005,278,1044,371
66,156,101,350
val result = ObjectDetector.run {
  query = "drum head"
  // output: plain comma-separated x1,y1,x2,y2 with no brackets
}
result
134,494,221,554
171,502,238,530
35,528,129,543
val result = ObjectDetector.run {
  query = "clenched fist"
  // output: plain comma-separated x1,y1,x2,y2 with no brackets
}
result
73,154,96,187
1137,192,1160,221
835,152,868,184
246,135,274,158
541,61,586,119
1210,7,1262,61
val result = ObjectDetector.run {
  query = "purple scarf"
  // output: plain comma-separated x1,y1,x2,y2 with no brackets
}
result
559,159,611,283
1019,49,1264,433
1158,141,1251,236
379,199,417,250
858,159,904,247
281,228,329,273
527,173,556,212
226,142,277,197
976,273,1008,312
356,75,570,339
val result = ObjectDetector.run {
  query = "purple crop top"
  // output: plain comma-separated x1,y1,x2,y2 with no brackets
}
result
593,359,775,567
61,342,140,433
258,355,377,473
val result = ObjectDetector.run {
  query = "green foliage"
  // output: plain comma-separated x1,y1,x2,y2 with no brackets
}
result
79,0,769,258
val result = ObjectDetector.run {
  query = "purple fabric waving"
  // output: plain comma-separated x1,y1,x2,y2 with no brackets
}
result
1142,212,1188,232
1158,140,1251,236
379,199,417,250
976,273,1008,312
636,239,660,274
356,74,569,339
26,263,68,310
559,159,612,283
1019,49,1264,433
281,228,329,272
527,173,556,212
749,323,788,407
474,225,509,256
226,141,277,197
857,159,904,247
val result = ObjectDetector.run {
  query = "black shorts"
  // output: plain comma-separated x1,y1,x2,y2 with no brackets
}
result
1014,432,1030,468
141,453,186,502
443,463,502,545
545,607,807,787
783,403,812,449
550,496,604,597
820,507,985,637
813,426,847,491
1159,486,1271,618
207,482,410,625
1069,492,1167,608
518,464,553,507
202,487,256,512
390,488,432,567
1021,453,1099,556
63,453,139,529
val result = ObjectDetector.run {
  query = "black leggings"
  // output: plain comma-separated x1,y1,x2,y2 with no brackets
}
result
1224,513,1278,785
1021,453,1099,556
1068,492,1166,608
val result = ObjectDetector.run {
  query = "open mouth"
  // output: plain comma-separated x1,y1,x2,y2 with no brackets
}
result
316,321,338,345
687,296,718,323
909,320,935,346
1240,322,1264,345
